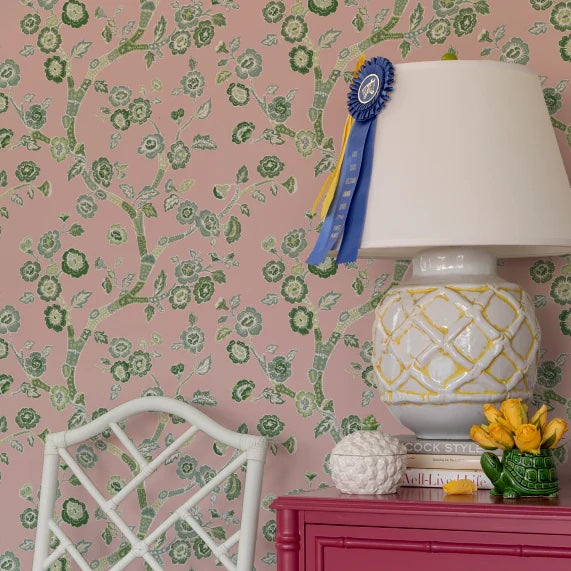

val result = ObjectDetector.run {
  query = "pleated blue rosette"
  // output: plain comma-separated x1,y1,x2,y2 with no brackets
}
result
307,56,395,265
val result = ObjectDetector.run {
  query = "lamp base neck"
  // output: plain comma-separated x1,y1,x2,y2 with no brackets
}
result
412,247,498,281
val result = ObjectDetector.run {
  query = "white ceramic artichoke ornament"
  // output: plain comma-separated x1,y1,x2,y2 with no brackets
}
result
330,417,406,495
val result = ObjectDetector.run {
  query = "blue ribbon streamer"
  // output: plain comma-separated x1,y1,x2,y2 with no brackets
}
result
307,56,394,267
337,116,377,263
306,119,375,265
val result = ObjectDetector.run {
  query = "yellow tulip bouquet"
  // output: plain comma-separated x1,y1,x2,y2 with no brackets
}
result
470,398,568,454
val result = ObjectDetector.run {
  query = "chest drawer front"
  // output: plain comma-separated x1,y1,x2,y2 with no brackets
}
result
306,524,571,571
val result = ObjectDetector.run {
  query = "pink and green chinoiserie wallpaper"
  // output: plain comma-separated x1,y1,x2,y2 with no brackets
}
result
1,0,571,568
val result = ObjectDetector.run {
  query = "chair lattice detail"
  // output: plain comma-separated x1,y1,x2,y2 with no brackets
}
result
33,397,268,571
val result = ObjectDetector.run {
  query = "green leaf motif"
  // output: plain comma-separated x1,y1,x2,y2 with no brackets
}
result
154,270,167,295
318,291,341,310
343,334,359,348
196,99,212,119
192,134,217,150
260,388,285,405
68,475,81,486
142,203,158,218
196,355,212,375
145,51,155,69
409,3,424,30
211,269,226,283
262,294,279,306
69,223,84,237
281,436,297,454
154,15,167,41
529,22,548,34
236,165,249,183
68,161,84,181
71,290,92,309
210,526,226,540
479,29,493,42
212,13,226,26
76,540,91,555
224,473,242,501
94,331,108,344
119,184,134,199
164,194,179,212
102,526,113,545
314,156,335,177
473,0,490,15
352,13,364,31
102,25,113,43
318,29,342,48
262,34,279,46
19,45,35,57
533,294,547,308
374,7,390,26
361,389,374,406
191,390,217,406
11,194,24,207
38,181,51,197
493,25,505,41
252,190,265,203
216,326,232,341
216,70,232,84
11,440,24,453
399,40,411,59
314,418,332,438
282,176,297,194
71,41,93,59
94,80,108,93
20,291,34,304
145,304,155,321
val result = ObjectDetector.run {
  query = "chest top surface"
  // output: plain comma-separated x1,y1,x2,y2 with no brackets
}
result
270,483,571,520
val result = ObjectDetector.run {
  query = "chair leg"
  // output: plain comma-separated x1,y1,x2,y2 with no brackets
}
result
33,443,59,571
236,458,265,571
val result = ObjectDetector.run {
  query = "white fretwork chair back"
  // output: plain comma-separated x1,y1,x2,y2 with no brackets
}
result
32,396,268,571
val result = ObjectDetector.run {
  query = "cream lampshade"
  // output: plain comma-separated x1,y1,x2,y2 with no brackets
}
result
356,60,571,439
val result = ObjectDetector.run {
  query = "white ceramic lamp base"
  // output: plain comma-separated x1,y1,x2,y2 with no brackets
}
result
372,247,540,440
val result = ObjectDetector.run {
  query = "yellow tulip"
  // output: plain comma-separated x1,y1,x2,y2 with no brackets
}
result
482,403,503,424
470,425,501,450
541,418,568,449
500,398,528,430
529,405,548,430
488,422,515,450
443,479,477,495
514,423,541,453
496,416,516,434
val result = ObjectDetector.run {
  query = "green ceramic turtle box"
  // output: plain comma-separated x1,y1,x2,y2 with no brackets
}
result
480,448,559,499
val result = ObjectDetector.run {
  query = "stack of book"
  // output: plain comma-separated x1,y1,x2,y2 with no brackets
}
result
397,435,494,489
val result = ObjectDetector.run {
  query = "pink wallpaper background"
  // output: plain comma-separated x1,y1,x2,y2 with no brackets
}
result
0,0,571,568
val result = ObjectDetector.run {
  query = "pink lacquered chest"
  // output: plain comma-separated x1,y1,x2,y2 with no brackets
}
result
270,485,571,571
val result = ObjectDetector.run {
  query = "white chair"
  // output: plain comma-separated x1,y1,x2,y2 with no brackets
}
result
32,396,268,570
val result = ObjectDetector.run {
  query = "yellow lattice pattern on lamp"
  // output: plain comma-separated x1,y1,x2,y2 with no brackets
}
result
373,283,540,405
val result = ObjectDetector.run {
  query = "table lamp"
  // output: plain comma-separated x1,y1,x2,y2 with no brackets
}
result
312,59,571,439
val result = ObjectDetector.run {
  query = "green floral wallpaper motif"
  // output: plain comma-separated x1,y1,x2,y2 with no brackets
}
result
0,0,571,567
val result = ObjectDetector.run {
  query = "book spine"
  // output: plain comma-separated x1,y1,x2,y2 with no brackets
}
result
401,439,490,456
406,453,483,470
402,468,493,489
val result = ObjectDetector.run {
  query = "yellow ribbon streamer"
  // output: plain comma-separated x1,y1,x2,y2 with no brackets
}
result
311,54,366,220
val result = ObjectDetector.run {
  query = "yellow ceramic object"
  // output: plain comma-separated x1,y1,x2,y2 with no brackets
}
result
443,479,477,495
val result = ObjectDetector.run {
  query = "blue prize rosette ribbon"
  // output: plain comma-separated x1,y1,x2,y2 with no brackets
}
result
307,56,395,266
